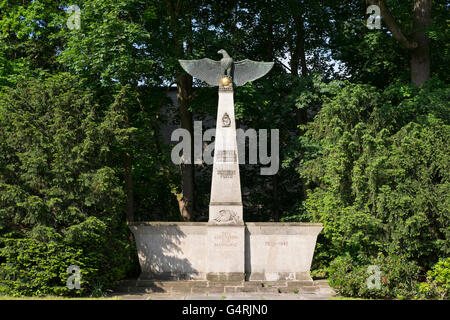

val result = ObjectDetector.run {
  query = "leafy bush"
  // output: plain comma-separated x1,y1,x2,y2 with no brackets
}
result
301,80,449,272
63,216,135,295
0,74,137,296
0,223,134,297
418,258,449,300
0,238,88,296
328,253,421,299
298,79,449,298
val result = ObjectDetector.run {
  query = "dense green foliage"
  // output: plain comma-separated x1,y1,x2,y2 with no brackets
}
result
301,79,449,266
417,257,450,299
0,238,85,296
328,253,421,299
0,74,136,295
297,79,449,298
328,255,449,300
0,0,448,297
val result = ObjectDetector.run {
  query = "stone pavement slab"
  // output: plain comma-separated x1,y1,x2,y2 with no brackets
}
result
111,290,334,300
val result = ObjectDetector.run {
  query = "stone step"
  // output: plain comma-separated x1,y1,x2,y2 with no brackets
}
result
286,280,315,287
118,279,139,287
208,281,245,287
314,279,331,287
116,286,162,294
115,279,326,295
137,280,207,287
257,281,288,288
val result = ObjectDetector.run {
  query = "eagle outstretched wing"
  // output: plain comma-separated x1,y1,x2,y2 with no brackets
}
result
179,58,221,86
232,60,274,86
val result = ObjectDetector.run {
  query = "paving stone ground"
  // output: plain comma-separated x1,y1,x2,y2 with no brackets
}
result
110,279,336,300
110,292,333,300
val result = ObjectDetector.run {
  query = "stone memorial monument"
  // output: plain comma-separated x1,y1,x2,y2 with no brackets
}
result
129,50,323,289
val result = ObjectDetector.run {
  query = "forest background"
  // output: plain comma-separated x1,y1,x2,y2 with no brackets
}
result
0,0,448,299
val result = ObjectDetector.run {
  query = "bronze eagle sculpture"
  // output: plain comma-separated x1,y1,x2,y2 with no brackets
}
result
179,49,274,86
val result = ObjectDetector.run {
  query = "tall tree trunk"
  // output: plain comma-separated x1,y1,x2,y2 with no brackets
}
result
177,72,194,221
289,8,309,201
264,3,280,220
124,151,135,223
367,0,431,85
411,0,431,86
166,0,195,220
289,1,307,75
296,16,308,77
123,101,135,225
272,174,279,220
291,11,308,131
266,9,274,61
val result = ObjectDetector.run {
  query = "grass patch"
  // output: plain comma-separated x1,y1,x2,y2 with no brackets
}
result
0,295,121,300
328,296,367,300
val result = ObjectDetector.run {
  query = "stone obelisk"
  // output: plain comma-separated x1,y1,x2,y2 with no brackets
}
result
206,79,245,281
178,50,274,281
209,82,243,225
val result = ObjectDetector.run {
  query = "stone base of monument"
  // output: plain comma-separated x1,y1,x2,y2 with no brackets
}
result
115,278,336,296
129,221,322,290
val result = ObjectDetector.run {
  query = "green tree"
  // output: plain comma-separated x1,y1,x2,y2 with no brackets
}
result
299,79,449,271
0,73,135,295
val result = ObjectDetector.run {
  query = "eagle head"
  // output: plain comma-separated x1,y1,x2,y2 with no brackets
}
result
217,49,229,58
